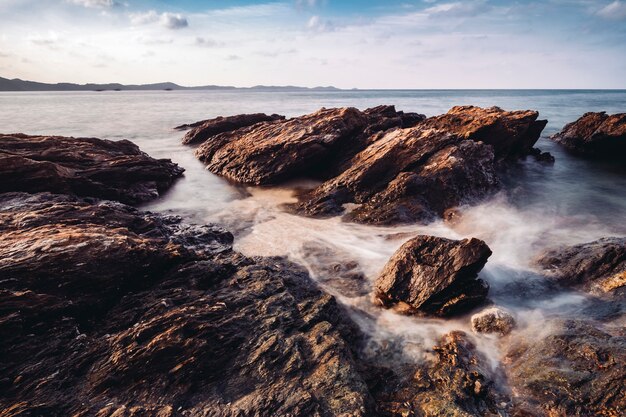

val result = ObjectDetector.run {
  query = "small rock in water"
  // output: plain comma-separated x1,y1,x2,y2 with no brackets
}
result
551,111,626,159
471,307,516,335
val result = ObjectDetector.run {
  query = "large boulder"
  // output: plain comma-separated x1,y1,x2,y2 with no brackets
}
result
0,192,374,417
373,235,492,316
536,237,626,297
505,319,626,416
179,113,285,145
551,112,626,158
293,106,547,225
0,133,184,204
192,106,425,185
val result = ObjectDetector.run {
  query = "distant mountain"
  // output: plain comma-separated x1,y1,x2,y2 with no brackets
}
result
0,77,341,92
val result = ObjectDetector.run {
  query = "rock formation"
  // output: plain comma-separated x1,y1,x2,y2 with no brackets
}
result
0,192,374,417
374,235,492,316
179,113,285,145
536,237,626,297
471,307,516,336
551,112,626,158
505,319,626,416
0,133,184,204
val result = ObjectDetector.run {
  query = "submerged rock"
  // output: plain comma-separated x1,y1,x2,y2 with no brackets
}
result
0,192,373,417
537,237,626,297
551,112,626,158
180,113,285,145
193,106,424,185
505,319,626,416
373,331,512,417
0,133,184,204
471,307,516,336
374,235,492,316
294,106,547,224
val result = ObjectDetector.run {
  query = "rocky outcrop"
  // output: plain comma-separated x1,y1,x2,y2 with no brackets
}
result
373,331,512,417
0,133,184,204
471,307,516,336
536,237,626,297
373,235,492,316
179,113,285,145
0,192,374,417
192,106,425,185
505,319,626,416
551,112,626,158
293,106,547,224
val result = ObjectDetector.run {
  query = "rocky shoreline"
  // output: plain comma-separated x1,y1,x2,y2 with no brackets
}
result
1,106,624,416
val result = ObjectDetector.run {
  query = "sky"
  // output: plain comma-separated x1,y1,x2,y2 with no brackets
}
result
0,0,625,88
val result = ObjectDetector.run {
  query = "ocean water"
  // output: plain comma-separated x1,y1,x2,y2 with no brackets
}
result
1,89,625,367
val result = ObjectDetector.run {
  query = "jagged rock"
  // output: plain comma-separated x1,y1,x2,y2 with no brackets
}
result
536,237,626,297
0,133,183,204
373,331,512,417
179,113,285,145
471,307,516,336
0,192,373,417
551,112,626,158
294,106,547,225
193,106,425,185
373,235,492,316
505,319,626,416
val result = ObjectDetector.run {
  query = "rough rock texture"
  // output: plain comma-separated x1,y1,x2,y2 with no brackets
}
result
373,331,512,417
537,237,626,297
0,192,374,417
505,320,626,416
180,113,285,145
193,106,425,185
0,133,184,204
294,106,547,224
374,235,492,316
471,307,516,336
551,112,626,158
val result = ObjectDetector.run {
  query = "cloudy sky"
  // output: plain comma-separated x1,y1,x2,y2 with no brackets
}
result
0,0,625,88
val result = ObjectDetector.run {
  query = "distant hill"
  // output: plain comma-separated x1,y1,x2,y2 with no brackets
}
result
0,77,341,92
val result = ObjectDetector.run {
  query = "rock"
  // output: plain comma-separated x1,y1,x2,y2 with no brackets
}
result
293,106,547,225
536,237,626,297
505,319,626,416
0,192,373,416
179,113,285,145
471,307,516,335
0,133,184,204
374,235,492,316
193,106,425,185
551,112,626,158
373,331,512,417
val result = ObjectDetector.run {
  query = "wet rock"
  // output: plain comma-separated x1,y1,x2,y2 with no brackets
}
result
471,307,516,336
179,113,285,145
0,192,373,417
536,237,626,297
0,133,184,204
193,106,424,185
551,112,626,159
373,331,511,417
294,106,547,224
374,235,492,316
505,319,626,416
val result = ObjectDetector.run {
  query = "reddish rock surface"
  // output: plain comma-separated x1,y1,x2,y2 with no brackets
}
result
551,112,626,158
179,113,285,145
374,235,492,316
0,133,183,204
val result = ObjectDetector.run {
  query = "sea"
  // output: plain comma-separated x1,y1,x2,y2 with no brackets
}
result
1,89,625,364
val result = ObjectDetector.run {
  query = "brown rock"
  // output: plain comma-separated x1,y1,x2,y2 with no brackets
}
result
179,113,285,145
551,112,626,158
471,307,516,336
0,133,183,204
374,235,492,316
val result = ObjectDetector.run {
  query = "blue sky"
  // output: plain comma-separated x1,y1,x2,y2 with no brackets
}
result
0,0,625,88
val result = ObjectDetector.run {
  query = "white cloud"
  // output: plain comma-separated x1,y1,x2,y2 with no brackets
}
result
597,1,626,19
161,13,189,30
307,15,335,31
195,37,223,48
424,1,489,17
67,0,121,8
130,11,189,30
